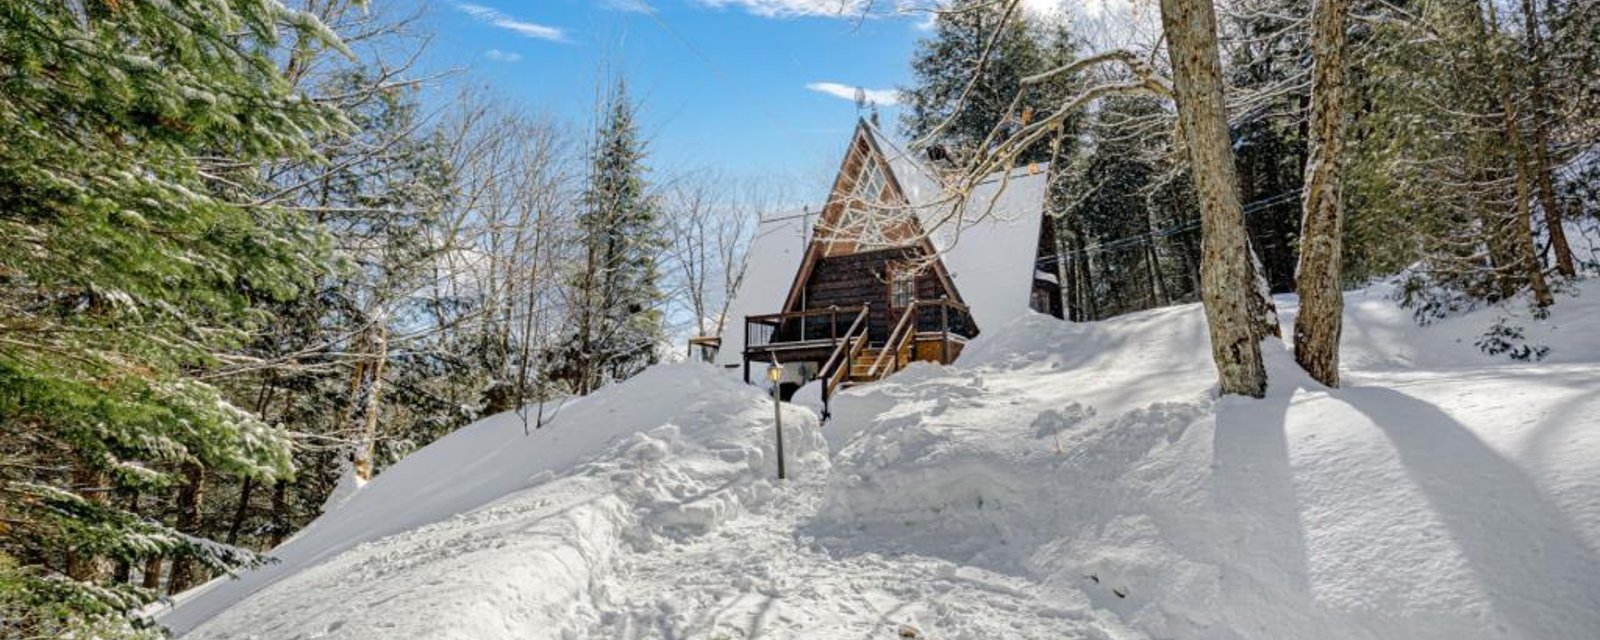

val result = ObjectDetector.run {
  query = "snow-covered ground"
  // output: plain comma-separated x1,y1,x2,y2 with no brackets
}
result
159,280,1600,639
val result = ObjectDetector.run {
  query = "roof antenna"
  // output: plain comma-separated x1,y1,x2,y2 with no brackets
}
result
869,101,880,128
854,87,867,115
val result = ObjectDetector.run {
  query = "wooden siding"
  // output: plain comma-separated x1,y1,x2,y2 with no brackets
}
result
1032,210,1066,319
799,247,949,343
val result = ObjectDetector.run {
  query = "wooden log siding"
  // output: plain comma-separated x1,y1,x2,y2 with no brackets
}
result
800,247,949,343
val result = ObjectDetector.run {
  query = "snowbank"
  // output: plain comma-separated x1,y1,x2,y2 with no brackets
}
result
167,280,1600,640
813,282,1600,639
161,363,826,639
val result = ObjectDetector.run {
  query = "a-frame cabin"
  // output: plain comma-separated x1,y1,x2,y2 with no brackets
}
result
699,119,1063,413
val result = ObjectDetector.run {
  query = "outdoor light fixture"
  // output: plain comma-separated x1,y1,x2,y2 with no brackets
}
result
767,359,786,481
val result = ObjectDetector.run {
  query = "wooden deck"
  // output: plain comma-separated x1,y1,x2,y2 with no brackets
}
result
742,300,976,418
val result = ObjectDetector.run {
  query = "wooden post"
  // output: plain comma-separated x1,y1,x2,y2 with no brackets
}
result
941,297,951,364
773,383,786,480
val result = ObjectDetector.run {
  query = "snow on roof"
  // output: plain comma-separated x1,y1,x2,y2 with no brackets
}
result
712,210,812,368
864,123,1050,333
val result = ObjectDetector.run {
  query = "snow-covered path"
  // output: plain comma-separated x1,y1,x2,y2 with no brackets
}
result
590,468,1134,639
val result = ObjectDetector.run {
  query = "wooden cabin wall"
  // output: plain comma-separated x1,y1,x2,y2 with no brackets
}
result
799,247,948,343
1034,209,1066,319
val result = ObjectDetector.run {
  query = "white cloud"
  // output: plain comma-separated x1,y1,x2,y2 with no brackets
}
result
806,82,901,106
695,0,869,18
457,4,566,41
484,49,523,62
602,0,656,13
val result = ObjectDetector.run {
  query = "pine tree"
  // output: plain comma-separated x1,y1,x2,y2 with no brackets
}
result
0,0,349,633
1061,95,1175,318
550,79,665,395
900,0,1064,163
1222,0,1313,295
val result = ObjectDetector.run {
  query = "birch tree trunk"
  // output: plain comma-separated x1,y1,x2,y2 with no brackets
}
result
1158,0,1269,397
1294,0,1350,387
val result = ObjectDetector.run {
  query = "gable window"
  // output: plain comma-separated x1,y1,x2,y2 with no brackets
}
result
827,153,913,252
854,159,888,206
889,263,917,309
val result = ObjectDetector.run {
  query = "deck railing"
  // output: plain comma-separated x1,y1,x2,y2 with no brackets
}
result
744,305,867,352
867,298,974,379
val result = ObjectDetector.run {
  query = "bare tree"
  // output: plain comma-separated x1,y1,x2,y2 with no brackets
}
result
1293,0,1350,387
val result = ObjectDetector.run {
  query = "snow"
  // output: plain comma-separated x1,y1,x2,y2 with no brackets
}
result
712,210,811,369
162,279,1600,639
158,364,828,638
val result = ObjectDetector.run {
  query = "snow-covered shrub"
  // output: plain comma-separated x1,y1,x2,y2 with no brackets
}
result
1397,271,1481,325
1475,317,1550,361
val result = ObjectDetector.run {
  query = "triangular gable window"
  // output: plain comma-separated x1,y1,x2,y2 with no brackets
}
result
837,157,909,249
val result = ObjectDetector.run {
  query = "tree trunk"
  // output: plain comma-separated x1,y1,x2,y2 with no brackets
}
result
225,476,254,546
1487,2,1553,307
64,464,109,582
141,555,164,592
1248,242,1282,338
1294,0,1351,388
1518,0,1576,277
1146,238,1169,307
351,323,390,481
268,479,290,549
1067,215,1096,321
166,462,207,593
1158,0,1269,397
113,489,140,584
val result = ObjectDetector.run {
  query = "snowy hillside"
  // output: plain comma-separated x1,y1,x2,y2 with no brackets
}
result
159,282,1600,639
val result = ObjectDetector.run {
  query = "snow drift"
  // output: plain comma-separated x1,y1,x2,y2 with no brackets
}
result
164,281,1600,639
161,364,826,639
813,282,1600,639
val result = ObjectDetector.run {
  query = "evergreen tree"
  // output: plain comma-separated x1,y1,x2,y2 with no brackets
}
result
1061,96,1175,318
1222,0,1313,294
0,0,348,634
549,79,665,395
900,0,1064,163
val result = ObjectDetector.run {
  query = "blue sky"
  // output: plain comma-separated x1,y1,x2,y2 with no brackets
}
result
419,0,934,184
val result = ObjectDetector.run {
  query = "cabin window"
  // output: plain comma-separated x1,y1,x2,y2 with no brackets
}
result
889,264,917,309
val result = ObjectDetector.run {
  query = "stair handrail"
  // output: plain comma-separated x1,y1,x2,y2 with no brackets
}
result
868,301,920,379
819,307,870,394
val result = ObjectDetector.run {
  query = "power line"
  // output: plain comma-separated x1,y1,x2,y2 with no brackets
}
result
1042,190,1301,264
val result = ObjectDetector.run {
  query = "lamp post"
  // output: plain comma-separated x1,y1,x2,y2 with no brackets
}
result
766,360,786,481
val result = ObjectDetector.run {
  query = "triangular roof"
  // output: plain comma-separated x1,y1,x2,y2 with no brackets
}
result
859,120,1052,333
712,121,1051,367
